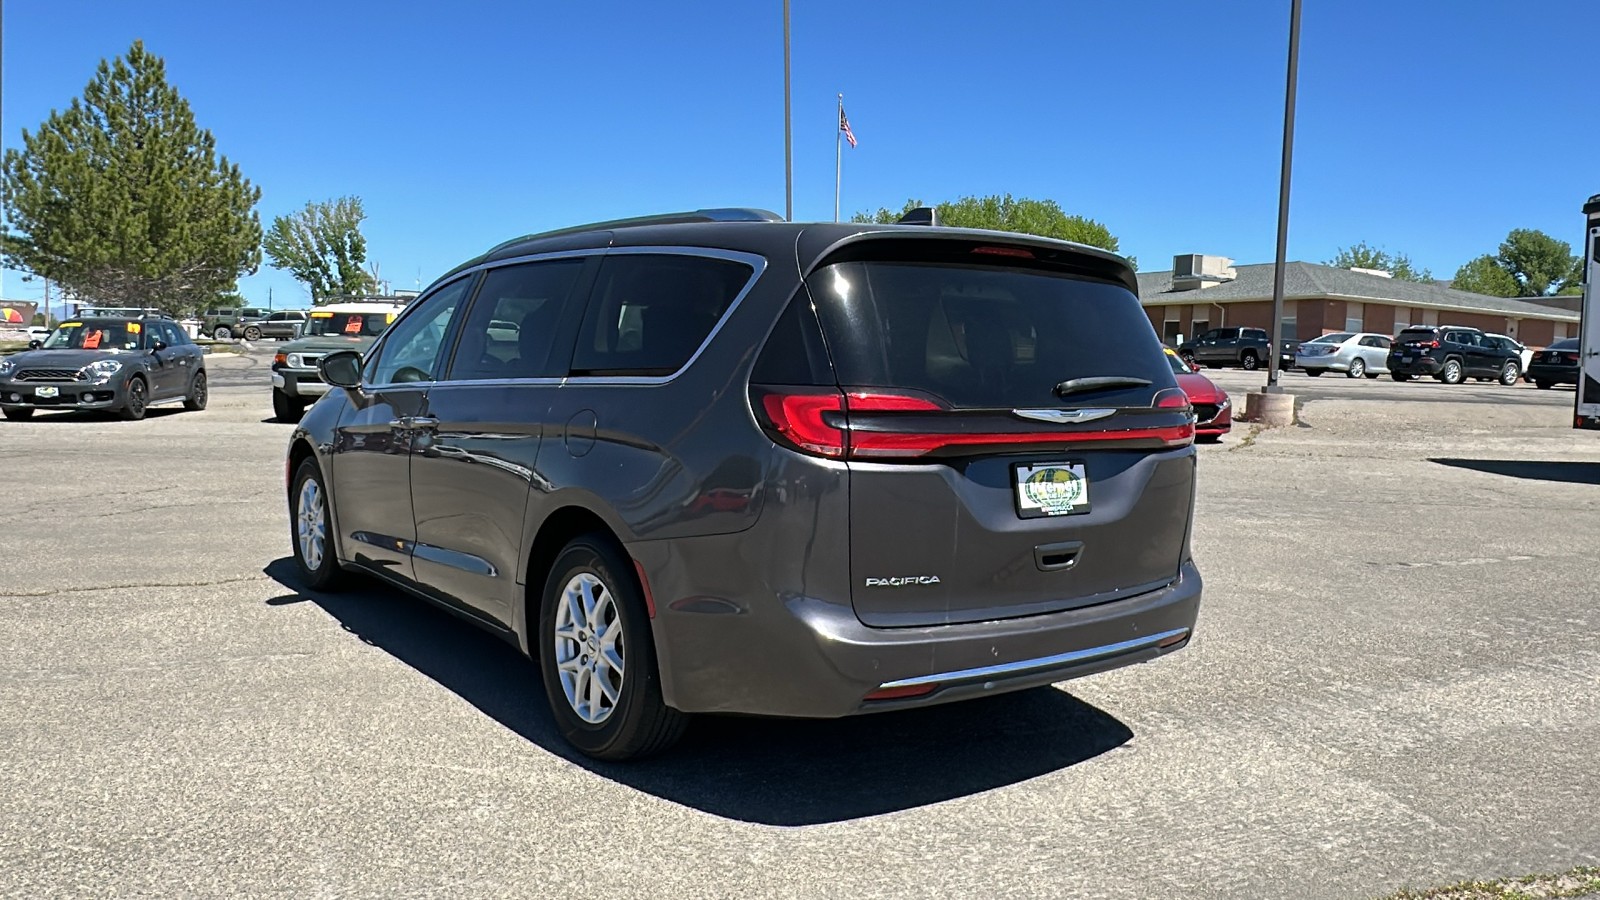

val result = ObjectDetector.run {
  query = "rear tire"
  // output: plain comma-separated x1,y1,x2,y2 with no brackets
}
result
1365,372,1381,379
213,326,232,341
538,534,687,761
1240,352,1260,371
1438,358,1465,385
243,325,262,341
273,389,306,424
291,458,346,592
1346,358,1366,379
183,370,208,411
2,407,34,420
1498,361,1520,386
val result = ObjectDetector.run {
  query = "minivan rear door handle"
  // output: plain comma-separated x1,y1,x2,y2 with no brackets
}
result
389,416,439,431
1035,541,1084,572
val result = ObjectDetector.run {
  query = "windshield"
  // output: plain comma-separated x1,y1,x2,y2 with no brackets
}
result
305,311,393,337
1309,332,1354,344
1163,351,1191,375
40,321,143,351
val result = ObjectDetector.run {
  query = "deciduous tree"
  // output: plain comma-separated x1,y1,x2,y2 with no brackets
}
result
853,194,1128,265
1324,241,1432,282
263,196,376,302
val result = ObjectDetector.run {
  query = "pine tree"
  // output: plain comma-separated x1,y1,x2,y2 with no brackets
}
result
1,41,262,314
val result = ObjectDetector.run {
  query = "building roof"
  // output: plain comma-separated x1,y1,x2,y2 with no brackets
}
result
1137,261,1579,322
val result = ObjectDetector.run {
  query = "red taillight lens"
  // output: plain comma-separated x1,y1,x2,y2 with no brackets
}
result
846,392,942,412
1154,388,1191,409
971,246,1035,259
1564,353,1580,363
759,391,847,457
1427,340,1440,348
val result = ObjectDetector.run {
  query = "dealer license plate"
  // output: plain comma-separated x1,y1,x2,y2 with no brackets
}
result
34,386,59,399
1014,462,1091,518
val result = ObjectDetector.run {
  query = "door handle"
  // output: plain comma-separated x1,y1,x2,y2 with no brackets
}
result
388,416,439,430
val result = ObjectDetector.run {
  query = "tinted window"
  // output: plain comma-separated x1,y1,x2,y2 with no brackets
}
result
367,279,470,385
1217,328,1240,339
751,297,834,386
1242,328,1266,339
305,311,395,337
449,259,586,380
805,260,1174,409
41,321,142,351
571,254,753,376
1396,328,1437,343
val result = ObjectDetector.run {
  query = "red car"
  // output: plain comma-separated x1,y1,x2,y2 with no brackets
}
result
1165,348,1231,442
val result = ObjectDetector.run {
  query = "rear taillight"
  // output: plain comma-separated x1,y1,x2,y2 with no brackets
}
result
971,246,1035,259
1427,340,1440,348
1564,353,1580,363
756,388,1195,459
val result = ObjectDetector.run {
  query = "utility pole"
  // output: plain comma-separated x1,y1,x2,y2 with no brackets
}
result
1266,0,1301,393
783,0,793,222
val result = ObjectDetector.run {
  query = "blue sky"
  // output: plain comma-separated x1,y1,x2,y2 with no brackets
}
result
3,0,1597,308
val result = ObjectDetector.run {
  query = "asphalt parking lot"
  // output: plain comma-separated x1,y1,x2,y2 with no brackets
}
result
3,351,1598,899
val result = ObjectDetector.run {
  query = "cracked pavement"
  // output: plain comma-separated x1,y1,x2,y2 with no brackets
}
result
1,353,1598,898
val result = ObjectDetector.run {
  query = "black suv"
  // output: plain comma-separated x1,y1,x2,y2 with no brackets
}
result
1388,325,1522,385
283,208,1202,760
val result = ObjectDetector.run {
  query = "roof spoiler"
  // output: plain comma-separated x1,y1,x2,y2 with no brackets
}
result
896,207,939,227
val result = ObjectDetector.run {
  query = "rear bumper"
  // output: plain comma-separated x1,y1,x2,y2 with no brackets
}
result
648,558,1202,718
1525,364,1578,384
1388,357,1442,376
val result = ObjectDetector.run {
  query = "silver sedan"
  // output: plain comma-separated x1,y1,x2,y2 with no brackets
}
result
1295,332,1393,379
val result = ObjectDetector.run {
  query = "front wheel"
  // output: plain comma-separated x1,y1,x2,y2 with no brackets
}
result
291,458,346,592
273,389,306,424
1240,352,1260,371
183,370,208,411
1346,358,1367,379
1498,361,1520,386
538,534,687,761
2,407,34,420
119,376,148,421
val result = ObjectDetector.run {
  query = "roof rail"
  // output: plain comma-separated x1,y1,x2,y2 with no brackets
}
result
482,207,785,256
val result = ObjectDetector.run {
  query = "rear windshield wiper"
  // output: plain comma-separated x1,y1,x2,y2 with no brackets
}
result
1053,376,1152,399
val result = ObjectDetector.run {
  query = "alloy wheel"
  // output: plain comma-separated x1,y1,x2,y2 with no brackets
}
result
1348,358,1365,378
296,478,326,571
552,572,625,724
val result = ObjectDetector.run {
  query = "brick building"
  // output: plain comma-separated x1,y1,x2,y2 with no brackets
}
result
1138,255,1580,349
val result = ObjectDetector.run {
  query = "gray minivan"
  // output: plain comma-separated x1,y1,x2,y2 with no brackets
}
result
284,209,1203,759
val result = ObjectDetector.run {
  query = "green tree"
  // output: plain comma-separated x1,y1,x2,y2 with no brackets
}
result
1450,254,1519,297
0,41,262,315
853,194,1128,265
263,196,376,302
1497,228,1581,296
1324,241,1432,282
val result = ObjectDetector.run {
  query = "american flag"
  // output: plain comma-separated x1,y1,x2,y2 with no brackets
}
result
839,105,857,148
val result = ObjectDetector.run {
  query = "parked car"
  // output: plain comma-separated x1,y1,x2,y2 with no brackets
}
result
1295,332,1390,378
1525,338,1581,389
1485,332,1533,373
1179,326,1296,372
269,300,406,422
1387,325,1522,385
202,307,271,340
250,310,309,341
24,325,51,342
0,315,207,420
1164,348,1231,442
284,207,1202,760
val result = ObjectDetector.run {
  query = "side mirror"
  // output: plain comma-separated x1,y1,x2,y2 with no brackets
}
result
152,340,168,353
28,340,42,350
319,349,363,389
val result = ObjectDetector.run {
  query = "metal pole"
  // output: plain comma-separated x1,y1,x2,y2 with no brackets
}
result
835,94,842,223
783,0,794,222
1266,0,1301,392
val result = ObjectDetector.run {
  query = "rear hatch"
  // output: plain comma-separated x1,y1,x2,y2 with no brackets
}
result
1392,328,1441,358
753,237,1196,628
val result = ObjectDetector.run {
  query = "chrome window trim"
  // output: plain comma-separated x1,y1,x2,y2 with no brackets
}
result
362,246,767,391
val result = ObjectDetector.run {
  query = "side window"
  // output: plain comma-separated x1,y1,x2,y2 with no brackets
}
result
1197,329,1218,342
157,322,182,346
751,297,833,385
367,278,471,385
447,258,587,381
571,254,754,376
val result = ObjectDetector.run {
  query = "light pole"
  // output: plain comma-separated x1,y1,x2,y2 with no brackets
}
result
780,0,793,222
1265,0,1301,393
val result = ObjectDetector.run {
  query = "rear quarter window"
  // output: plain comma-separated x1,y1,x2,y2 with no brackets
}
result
571,254,754,376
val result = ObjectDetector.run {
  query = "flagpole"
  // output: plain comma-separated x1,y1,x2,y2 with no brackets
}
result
834,94,843,223
782,0,793,222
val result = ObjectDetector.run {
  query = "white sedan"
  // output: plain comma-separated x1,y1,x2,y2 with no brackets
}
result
1295,332,1393,379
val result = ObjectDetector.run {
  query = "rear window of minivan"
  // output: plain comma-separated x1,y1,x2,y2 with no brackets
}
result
804,257,1173,409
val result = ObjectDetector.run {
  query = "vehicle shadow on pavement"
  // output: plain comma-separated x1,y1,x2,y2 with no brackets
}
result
264,557,1134,826
1429,458,1600,485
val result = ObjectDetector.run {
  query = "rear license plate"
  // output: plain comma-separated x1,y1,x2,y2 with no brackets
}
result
34,386,58,399
1014,462,1091,518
